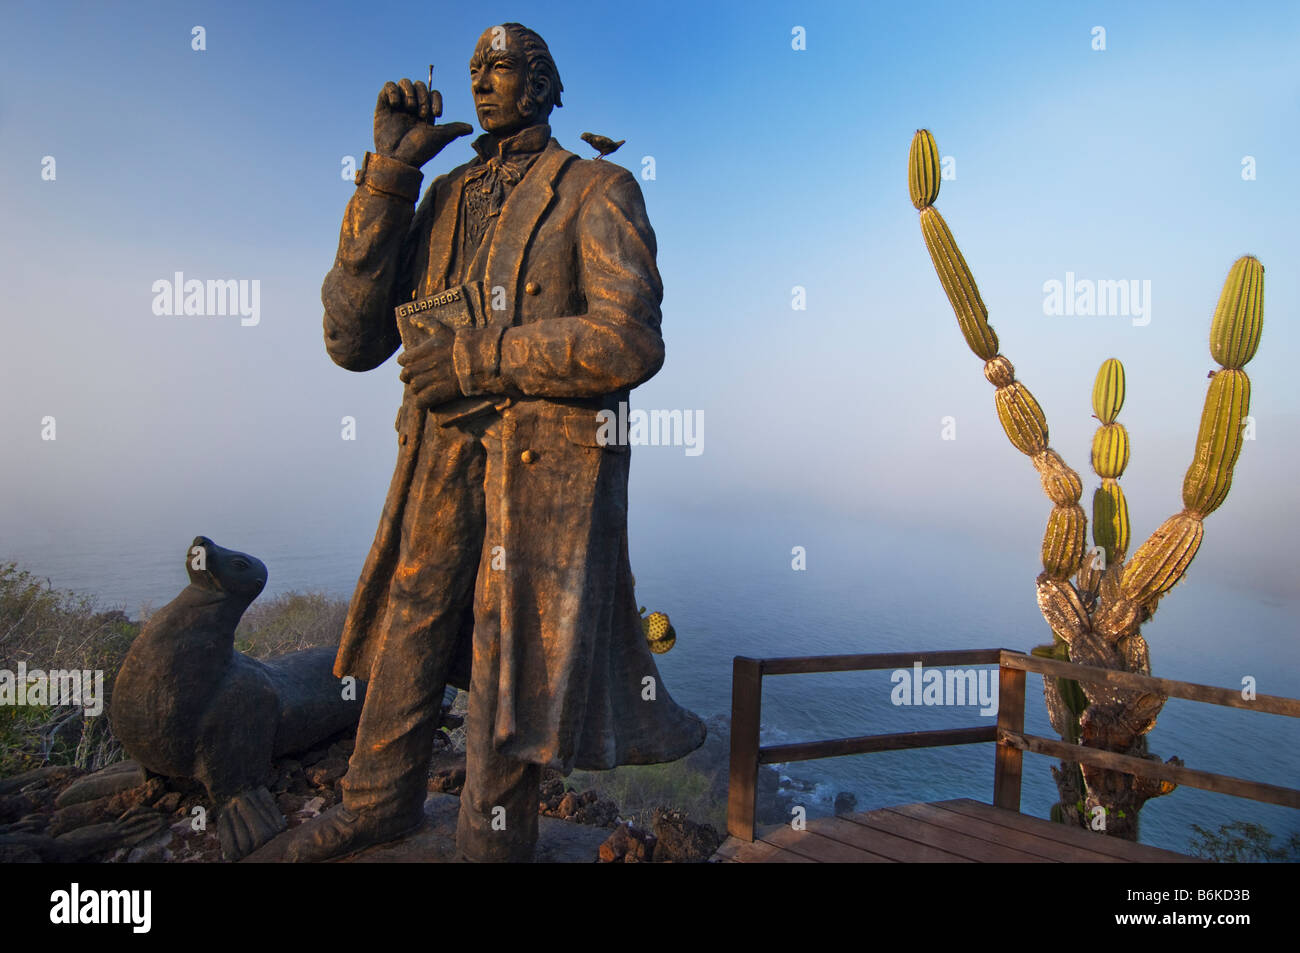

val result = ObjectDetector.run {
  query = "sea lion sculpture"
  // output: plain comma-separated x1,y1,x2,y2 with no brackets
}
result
111,536,366,860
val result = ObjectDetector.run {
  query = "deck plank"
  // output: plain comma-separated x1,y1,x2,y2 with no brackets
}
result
890,802,1126,862
934,799,1202,863
713,799,1202,863
713,836,816,863
805,815,975,862
846,807,1057,862
758,823,897,862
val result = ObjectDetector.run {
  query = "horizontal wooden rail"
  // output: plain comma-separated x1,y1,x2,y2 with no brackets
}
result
760,726,996,764
725,647,1300,844
756,649,1002,676
1000,652,1300,718
999,729,1300,810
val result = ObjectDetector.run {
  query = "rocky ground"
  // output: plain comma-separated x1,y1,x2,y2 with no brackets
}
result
0,693,729,863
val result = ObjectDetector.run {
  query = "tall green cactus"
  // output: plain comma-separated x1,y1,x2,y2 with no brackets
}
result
909,129,1263,839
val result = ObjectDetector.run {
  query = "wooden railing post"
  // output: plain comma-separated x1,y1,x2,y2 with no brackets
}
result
993,651,1025,811
727,657,763,841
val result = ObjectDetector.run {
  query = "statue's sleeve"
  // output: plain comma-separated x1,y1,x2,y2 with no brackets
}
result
454,166,665,398
322,152,432,372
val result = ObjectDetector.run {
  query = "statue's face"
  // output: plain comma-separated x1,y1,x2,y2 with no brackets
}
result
470,30,535,137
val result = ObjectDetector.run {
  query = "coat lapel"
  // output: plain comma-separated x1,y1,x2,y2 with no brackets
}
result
424,167,468,294
484,140,575,327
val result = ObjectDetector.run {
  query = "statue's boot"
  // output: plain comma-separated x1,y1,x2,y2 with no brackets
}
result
283,803,423,863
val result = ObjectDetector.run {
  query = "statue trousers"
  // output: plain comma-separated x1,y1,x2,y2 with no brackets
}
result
339,408,540,863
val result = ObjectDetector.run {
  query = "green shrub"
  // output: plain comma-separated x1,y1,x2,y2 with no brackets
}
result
1189,820,1300,863
566,757,726,830
233,591,348,658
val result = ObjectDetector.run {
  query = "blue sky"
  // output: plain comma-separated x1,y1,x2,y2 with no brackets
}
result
2,0,1298,601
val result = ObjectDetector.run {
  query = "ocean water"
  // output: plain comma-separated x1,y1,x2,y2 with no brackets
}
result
2,501,1297,856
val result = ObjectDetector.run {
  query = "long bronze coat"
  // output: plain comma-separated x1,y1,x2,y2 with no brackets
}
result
322,136,705,772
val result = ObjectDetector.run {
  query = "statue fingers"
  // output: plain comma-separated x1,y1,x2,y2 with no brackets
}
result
378,81,402,111
398,77,418,114
406,368,449,394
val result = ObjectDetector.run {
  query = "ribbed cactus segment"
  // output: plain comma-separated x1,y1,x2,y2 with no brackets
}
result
1092,480,1130,564
1042,504,1087,579
1032,449,1082,505
1036,574,1091,641
919,207,1000,360
1091,423,1130,479
1092,358,1126,423
994,382,1048,454
1060,675,1088,717
1181,369,1250,518
908,130,941,210
1209,256,1264,370
1121,512,1204,605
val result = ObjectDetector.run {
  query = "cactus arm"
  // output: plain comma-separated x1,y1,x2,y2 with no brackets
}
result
1099,257,1263,639
1077,358,1131,604
909,130,1087,587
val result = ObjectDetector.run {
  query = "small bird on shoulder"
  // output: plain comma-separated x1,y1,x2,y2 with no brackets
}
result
580,132,625,160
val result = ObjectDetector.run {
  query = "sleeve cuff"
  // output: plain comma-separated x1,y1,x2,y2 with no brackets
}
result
452,326,508,395
356,152,424,203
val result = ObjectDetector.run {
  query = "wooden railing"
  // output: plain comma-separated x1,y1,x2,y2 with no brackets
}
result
726,648,1300,841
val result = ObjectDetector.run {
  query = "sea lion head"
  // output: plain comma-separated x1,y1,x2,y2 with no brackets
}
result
186,536,268,603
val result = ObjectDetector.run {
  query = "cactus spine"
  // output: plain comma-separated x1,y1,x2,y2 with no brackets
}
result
908,129,1264,841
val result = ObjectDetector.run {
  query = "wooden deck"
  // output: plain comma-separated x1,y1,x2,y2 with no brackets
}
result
712,798,1201,863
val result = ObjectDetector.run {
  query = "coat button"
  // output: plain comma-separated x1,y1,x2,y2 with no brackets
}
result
520,449,537,464
524,281,540,295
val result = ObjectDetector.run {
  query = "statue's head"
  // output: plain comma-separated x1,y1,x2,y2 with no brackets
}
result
470,23,563,137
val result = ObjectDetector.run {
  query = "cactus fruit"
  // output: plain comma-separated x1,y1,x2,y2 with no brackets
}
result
1120,512,1205,606
1091,358,1126,423
1209,256,1264,370
1091,423,1131,479
918,206,1000,360
994,383,1049,455
641,610,676,654
1181,369,1250,518
1092,481,1130,565
908,129,941,210
643,610,671,642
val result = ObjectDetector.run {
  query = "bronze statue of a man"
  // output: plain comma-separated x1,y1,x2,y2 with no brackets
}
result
288,23,704,862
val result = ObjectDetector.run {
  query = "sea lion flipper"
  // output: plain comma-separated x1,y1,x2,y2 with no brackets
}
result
218,786,286,861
